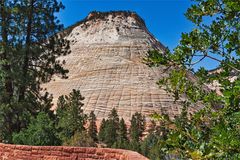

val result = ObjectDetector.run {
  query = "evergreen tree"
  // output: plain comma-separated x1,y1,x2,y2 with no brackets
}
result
140,116,170,160
108,108,119,126
88,111,98,142
98,118,107,142
104,120,117,147
115,118,129,149
0,0,70,142
118,118,128,143
130,139,141,153
12,112,60,146
56,89,87,142
0,0,13,103
130,112,146,142
129,112,145,152
101,108,120,147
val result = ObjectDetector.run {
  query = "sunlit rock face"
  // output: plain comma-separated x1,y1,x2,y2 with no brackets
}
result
43,11,188,120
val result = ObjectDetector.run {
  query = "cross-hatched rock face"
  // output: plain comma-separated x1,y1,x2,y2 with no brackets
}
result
43,11,184,120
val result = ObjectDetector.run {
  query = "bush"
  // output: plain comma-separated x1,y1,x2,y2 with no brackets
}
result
12,112,60,146
64,131,96,147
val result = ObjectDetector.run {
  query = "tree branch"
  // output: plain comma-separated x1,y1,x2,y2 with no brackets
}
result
205,54,240,72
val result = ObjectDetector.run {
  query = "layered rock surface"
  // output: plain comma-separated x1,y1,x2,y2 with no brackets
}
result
0,143,148,160
43,11,188,120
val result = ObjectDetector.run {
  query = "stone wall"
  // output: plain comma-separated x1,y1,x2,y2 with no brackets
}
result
0,143,148,160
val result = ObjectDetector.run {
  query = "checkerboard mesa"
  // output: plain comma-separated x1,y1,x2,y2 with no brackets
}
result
43,11,198,121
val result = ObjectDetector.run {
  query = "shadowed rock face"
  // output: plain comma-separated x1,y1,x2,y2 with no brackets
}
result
43,11,185,120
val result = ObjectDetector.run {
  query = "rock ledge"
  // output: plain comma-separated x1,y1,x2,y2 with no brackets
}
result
0,143,148,160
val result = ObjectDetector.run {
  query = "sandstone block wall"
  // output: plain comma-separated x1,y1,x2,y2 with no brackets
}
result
0,143,148,160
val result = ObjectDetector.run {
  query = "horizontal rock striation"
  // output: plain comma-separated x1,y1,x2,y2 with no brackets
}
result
43,11,194,120
0,143,148,160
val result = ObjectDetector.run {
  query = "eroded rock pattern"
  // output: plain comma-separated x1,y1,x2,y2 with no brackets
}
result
43,11,184,120
0,143,149,160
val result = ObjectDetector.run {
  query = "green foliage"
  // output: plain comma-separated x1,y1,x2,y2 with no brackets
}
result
88,111,98,142
56,89,87,142
98,118,107,142
12,112,60,146
64,131,96,147
130,112,146,142
98,109,131,149
114,118,129,149
130,139,141,153
129,112,146,152
145,0,240,159
11,89,90,147
104,120,118,147
103,108,120,147
0,0,69,142
141,133,162,160
0,103,32,142
108,108,120,125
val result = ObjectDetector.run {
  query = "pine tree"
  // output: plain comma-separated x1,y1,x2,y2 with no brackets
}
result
118,118,128,142
0,0,19,142
130,112,146,142
56,89,87,142
98,118,107,142
88,111,98,142
101,108,120,147
12,112,60,146
108,108,119,126
0,0,13,103
115,118,129,149
0,0,70,142
129,112,146,152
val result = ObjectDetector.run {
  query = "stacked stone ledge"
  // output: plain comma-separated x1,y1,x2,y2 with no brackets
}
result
0,143,148,160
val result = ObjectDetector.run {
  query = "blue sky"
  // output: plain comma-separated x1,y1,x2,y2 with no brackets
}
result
58,0,193,51
57,0,219,70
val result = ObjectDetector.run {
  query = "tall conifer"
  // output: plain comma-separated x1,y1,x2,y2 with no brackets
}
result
88,111,98,142
98,118,107,142
0,0,70,142
115,118,129,149
56,89,86,142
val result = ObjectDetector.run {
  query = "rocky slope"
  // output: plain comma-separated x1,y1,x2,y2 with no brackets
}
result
43,11,196,120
